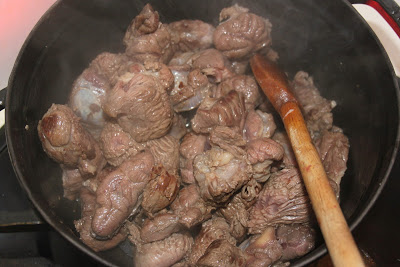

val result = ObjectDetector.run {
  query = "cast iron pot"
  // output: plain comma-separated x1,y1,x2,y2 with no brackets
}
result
2,0,400,266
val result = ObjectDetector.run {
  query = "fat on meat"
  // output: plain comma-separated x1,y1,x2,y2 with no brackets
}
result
124,4,174,63
209,126,247,159
99,122,145,167
214,75,261,109
243,110,277,141
74,188,127,252
179,133,209,184
91,151,154,238
248,168,313,234
134,233,193,267
167,113,188,140
62,168,84,201
193,147,251,204
191,90,246,134
170,184,214,229
37,104,106,178
213,4,272,59
141,166,180,214
168,20,215,52
188,216,237,265
103,72,173,143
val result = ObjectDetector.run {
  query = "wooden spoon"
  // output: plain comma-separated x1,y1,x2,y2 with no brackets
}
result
250,54,365,267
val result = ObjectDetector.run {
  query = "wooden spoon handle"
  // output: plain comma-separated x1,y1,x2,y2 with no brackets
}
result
251,54,365,267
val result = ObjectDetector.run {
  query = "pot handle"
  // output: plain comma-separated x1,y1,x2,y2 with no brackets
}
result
0,87,6,111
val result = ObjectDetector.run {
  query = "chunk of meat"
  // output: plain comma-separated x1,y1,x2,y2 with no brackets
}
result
141,166,180,214
218,179,262,240
99,122,145,167
314,128,349,196
169,68,212,112
191,90,246,134
140,213,181,243
141,61,175,93
38,104,105,178
276,224,316,261
170,184,214,229
191,49,234,82
197,239,246,267
124,5,174,64
179,133,209,184
62,168,84,201
82,167,113,193
243,110,277,141
213,4,272,59
134,233,193,267
169,20,215,52
91,151,154,238
188,216,236,265
145,135,180,174
74,188,127,252
103,73,173,142
209,126,246,159
291,71,336,138
244,227,283,267
229,60,249,75
248,168,313,234
246,138,284,165
193,147,251,204
214,75,261,109
89,52,132,86
124,3,160,38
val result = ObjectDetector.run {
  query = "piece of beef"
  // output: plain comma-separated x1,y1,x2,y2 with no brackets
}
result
209,126,247,159
124,3,160,38
145,135,180,174
103,72,173,143
272,132,297,168
141,61,175,93
214,75,261,109
190,49,234,82
170,184,214,229
194,147,251,204
218,179,262,240
74,188,127,252
314,128,349,197
38,104,106,178
91,151,154,238
188,216,237,265
213,4,272,59
62,168,84,201
191,90,246,134
244,227,283,267
168,113,188,140
179,133,209,184
229,60,249,75
169,68,212,112
134,233,193,267
197,239,246,267
124,4,174,63
291,71,336,139
140,212,181,243
68,68,110,139
248,168,313,234
82,167,114,193
276,224,315,261
168,51,195,68
99,122,145,167
89,52,132,86
141,166,180,214
246,138,284,165
169,20,215,52
243,110,277,141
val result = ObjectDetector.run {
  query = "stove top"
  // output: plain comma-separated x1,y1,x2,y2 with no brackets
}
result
0,1,399,266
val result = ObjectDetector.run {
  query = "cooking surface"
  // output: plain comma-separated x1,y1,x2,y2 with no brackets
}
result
0,0,399,266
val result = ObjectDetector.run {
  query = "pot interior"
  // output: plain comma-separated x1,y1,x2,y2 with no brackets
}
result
6,0,399,266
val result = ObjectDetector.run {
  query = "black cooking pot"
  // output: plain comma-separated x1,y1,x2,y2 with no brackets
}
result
2,0,399,266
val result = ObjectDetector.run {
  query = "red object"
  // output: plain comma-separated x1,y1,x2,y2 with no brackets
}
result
366,0,400,38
